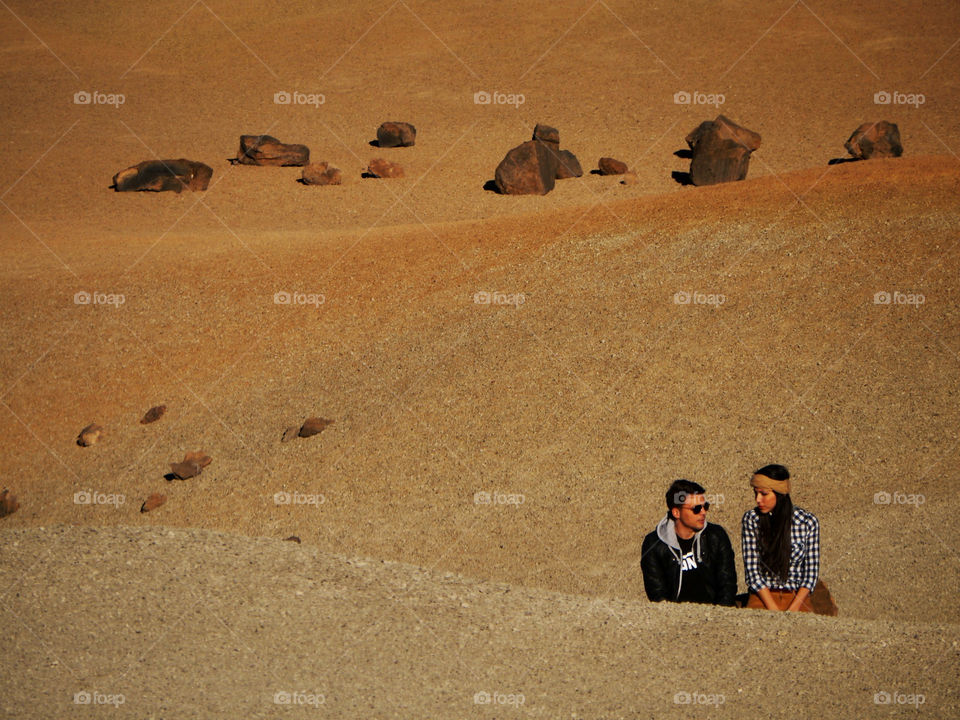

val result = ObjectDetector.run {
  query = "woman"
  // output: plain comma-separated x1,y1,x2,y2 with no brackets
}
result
741,464,819,612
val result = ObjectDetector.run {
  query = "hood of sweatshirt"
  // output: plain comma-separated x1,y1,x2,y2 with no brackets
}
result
655,514,708,563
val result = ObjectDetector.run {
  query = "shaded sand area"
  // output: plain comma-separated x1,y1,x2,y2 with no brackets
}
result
2,526,957,719
1,0,959,717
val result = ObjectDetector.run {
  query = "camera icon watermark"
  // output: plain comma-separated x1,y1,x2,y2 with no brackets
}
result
673,290,726,306
873,90,925,108
673,90,725,108
74,90,125,107
74,290,126,307
873,290,925,306
473,90,525,107
273,290,325,308
273,90,325,108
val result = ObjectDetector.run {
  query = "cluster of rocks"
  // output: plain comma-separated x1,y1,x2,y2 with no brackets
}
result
494,116,903,194
112,122,416,192
494,123,583,195
110,117,904,194
52,405,334,518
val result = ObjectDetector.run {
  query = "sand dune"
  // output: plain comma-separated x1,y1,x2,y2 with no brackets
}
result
1,0,959,717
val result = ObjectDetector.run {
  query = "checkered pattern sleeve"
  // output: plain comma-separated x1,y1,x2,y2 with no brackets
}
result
794,508,820,591
741,509,765,592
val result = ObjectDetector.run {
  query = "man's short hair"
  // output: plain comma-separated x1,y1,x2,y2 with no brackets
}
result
666,479,706,511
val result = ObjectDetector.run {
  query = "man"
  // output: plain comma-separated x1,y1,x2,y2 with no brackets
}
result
641,479,737,605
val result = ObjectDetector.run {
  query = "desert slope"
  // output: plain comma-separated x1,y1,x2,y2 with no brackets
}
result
1,157,958,628
1,525,956,719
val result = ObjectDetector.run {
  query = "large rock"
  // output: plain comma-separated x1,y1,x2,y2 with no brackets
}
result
0,489,18,518
494,140,558,195
685,115,761,186
113,159,212,192
556,150,583,179
236,135,309,166
844,121,902,159
377,122,416,148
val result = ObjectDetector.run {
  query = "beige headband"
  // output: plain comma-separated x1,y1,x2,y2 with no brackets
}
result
750,473,790,494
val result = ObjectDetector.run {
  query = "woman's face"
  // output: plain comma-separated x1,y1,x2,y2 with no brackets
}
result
753,480,777,514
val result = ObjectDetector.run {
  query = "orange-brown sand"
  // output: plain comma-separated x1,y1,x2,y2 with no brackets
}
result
1,1,958,717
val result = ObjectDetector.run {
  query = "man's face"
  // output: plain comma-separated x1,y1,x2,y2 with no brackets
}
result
672,493,708,535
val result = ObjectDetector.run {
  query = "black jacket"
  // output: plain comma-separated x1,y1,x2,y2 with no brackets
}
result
640,516,737,606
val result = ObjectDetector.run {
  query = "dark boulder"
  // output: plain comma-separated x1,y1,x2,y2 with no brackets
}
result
685,115,761,186
113,159,212,192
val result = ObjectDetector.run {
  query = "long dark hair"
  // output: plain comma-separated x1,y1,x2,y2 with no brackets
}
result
755,464,793,583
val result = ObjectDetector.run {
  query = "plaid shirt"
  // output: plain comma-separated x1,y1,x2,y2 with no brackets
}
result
741,507,819,592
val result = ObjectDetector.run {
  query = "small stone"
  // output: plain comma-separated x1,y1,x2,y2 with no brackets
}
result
141,493,166,513
366,158,404,178
844,121,902,159
140,405,166,425
620,172,638,185
236,135,309,166
376,122,417,148
77,424,104,447
598,157,629,175
284,535,302,543
301,162,342,186
113,159,212,192
169,451,212,480
532,123,560,146
281,426,300,443
0,489,19,518
299,417,334,438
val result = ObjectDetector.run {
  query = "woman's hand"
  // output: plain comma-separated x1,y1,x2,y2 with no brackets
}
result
786,587,811,612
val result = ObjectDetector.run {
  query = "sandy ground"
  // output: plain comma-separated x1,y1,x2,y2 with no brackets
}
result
1,1,959,717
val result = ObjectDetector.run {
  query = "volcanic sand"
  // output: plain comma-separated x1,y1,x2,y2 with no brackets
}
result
1,1,959,718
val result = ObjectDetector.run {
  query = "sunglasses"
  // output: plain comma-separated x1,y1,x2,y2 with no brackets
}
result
686,502,711,514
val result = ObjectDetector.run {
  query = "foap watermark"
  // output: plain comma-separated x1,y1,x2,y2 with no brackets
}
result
273,690,325,707
673,290,726,307
274,291,325,308
74,490,125,508
873,491,925,506
874,690,925,707
674,690,725,706
474,490,525,507
473,90,525,107
874,91,925,108
274,90,325,108
74,90,125,107
73,691,125,707
873,291,925,306
473,690,525,707
473,291,525,307
673,491,724,508
74,291,125,308
274,491,325,508
673,90,725,108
